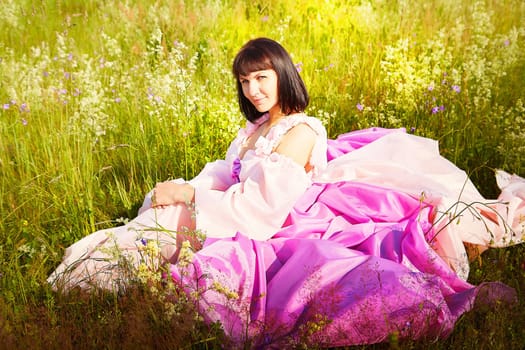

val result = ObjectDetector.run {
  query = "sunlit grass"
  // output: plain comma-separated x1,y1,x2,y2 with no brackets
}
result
1,0,524,348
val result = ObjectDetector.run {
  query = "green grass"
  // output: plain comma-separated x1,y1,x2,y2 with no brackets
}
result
1,0,524,348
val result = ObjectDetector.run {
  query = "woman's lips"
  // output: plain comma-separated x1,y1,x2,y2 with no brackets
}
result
252,97,265,105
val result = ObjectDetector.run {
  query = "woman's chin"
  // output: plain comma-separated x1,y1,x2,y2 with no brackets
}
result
254,106,269,113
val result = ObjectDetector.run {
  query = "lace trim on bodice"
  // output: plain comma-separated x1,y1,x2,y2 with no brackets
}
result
230,113,327,182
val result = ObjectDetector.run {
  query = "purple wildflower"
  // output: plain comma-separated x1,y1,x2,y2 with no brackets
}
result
3,103,9,110
504,39,510,47
428,84,434,92
114,97,121,103
410,127,416,133
147,88,154,100
261,15,269,22
43,70,49,77
356,103,364,111
64,72,70,79
439,105,445,112
67,53,73,60
21,118,28,126
295,62,303,73
19,103,29,112
73,88,81,96
431,106,439,114
452,85,461,93
141,238,148,246
323,63,334,71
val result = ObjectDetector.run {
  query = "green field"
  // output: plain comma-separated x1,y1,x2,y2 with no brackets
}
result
1,0,524,348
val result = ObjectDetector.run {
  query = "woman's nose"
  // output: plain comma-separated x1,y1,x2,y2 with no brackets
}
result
247,81,260,96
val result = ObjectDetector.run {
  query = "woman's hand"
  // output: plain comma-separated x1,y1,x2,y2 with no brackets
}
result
151,182,195,208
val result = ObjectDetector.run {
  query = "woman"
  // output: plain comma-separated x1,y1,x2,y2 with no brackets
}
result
48,37,328,289
49,38,525,347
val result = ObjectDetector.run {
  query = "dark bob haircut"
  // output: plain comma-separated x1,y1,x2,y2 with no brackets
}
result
232,37,309,123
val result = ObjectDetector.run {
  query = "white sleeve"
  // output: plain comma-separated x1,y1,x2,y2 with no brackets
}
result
194,153,311,240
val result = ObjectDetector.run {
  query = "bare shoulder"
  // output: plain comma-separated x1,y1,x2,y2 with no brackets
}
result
285,122,317,139
274,123,317,168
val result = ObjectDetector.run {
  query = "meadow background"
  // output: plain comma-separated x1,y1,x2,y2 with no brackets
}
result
1,0,524,348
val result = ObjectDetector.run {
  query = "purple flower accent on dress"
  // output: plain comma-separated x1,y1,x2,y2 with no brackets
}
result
231,157,241,183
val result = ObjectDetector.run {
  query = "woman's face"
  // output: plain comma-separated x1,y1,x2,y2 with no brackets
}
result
239,69,280,116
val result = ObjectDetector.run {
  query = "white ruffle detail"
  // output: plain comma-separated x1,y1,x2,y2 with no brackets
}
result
235,113,328,176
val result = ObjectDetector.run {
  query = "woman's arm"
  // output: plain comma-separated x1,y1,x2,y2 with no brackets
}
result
274,123,317,170
150,123,316,209
193,123,320,240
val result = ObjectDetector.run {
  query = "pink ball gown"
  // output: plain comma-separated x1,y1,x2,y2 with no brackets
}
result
49,114,525,347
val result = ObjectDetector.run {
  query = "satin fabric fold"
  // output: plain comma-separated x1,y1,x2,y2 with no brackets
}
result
171,179,517,346
169,127,522,347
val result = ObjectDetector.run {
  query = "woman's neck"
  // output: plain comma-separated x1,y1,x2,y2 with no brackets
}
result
267,113,284,127
267,105,286,125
